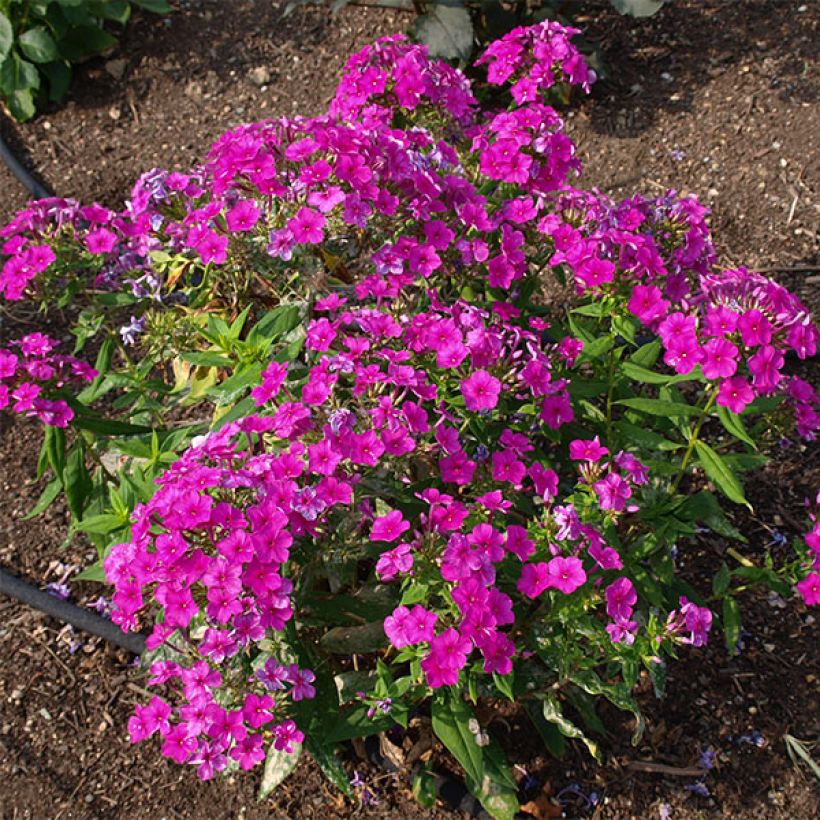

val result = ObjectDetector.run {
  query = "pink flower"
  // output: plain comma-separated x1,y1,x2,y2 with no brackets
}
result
384,604,437,648
576,256,615,290
289,207,325,244
747,345,783,394
161,724,197,764
518,562,550,598
505,525,535,561
716,376,754,414
701,337,738,380
678,597,713,647
85,228,117,254
371,510,410,543
593,473,632,511
230,733,266,770
285,665,316,701
628,284,668,325
663,334,703,375
797,573,820,606
704,306,738,337
307,438,342,476
461,369,502,411
605,577,637,620
273,720,303,753
541,392,573,429
193,229,229,265
375,542,413,581
476,631,515,675
439,449,476,485
306,317,337,351
420,628,472,688
547,555,586,594
242,693,274,728
569,436,608,462
226,200,261,232
738,309,772,347
491,449,526,485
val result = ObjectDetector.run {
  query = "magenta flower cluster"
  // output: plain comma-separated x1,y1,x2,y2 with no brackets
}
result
104,416,312,778
1,18,816,786
0,332,96,427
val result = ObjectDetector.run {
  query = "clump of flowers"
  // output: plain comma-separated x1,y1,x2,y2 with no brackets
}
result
0,18,816,817
0,332,96,427
105,415,312,778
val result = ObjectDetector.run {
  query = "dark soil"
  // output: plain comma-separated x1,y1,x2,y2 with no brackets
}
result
1,1,818,818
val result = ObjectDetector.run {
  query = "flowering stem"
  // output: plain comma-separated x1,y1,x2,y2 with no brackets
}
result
670,388,719,496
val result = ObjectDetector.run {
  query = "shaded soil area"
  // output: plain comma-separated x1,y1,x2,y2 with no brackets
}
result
0,1,818,818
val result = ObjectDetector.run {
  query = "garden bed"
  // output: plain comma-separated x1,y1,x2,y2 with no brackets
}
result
0,1,817,818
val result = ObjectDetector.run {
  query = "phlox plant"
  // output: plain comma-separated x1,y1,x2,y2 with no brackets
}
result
1,20,818,817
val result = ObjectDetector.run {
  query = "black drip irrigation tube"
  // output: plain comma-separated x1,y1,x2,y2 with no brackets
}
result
0,134,53,199
0,566,146,655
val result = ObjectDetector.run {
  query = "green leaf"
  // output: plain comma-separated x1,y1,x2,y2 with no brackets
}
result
75,559,106,582
716,404,756,449
6,86,36,120
629,339,662,368
712,562,731,597
131,0,172,12
0,51,40,92
180,351,234,367
578,333,614,361
616,397,701,417
524,701,565,758
325,705,395,743
305,738,353,798
207,362,263,404
75,513,127,535
783,734,820,782
431,689,519,820
77,336,115,403
741,394,784,416
680,490,746,541
572,302,606,317
566,314,595,346
694,440,750,508
412,762,439,808
541,695,601,761
722,596,741,655
615,421,682,452
45,426,67,478
564,686,607,737
0,14,13,62
63,442,92,519
620,361,672,384
59,25,117,61
212,395,256,429
99,0,132,24
414,1,473,63
247,303,305,346
569,670,644,745
258,740,302,800
19,27,59,63
71,415,155,436
24,476,63,519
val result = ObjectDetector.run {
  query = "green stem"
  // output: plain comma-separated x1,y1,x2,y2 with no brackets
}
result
670,387,718,495
605,342,617,444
